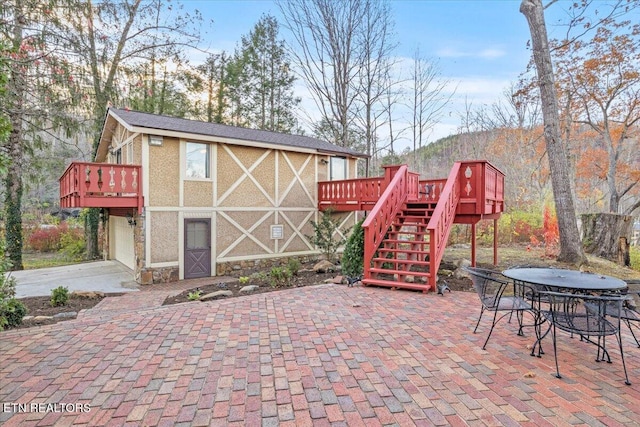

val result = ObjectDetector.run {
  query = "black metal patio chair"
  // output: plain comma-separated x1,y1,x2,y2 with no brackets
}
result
538,290,631,385
597,280,640,348
464,266,533,350
504,264,556,357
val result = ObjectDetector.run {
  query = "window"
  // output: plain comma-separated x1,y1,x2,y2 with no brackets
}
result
186,142,210,179
330,157,347,181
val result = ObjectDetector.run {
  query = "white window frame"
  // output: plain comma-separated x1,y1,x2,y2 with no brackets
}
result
185,142,211,180
330,156,347,181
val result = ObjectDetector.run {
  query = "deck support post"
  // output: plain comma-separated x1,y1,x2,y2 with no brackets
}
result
471,222,477,267
493,218,499,266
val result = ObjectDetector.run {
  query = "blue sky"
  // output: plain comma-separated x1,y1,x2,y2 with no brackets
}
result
181,0,574,149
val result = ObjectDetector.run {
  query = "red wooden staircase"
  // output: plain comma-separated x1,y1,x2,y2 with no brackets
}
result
318,160,504,292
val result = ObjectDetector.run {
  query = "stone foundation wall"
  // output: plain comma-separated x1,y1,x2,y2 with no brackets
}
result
216,255,320,277
138,266,180,285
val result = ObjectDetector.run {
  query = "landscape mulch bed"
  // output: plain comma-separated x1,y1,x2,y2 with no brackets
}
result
10,293,123,330
163,268,341,305
10,262,474,331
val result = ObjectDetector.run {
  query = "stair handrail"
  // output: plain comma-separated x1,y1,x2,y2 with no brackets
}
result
362,164,409,280
426,162,462,290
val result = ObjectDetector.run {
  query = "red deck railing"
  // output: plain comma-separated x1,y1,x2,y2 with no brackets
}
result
425,163,462,290
318,177,385,211
319,160,505,292
59,162,143,211
361,165,410,283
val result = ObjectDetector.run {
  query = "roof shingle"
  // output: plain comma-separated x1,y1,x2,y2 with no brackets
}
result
110,108,366,158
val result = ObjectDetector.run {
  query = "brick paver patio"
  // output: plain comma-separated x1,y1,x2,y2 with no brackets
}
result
1,283,640,426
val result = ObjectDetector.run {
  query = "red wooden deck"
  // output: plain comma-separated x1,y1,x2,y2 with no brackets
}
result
319,161,505,292
59,162,143,212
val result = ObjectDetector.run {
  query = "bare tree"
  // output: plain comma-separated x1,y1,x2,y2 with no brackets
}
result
278,0,367,148
352,0,397,173
520,0,587,265
410,49,453,171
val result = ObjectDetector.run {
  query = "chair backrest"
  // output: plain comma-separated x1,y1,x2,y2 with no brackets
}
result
538,290,624,337
464,267,510,310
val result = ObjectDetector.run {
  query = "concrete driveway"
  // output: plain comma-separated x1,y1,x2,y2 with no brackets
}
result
10,260,139,298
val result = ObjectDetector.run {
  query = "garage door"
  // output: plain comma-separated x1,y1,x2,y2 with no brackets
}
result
110,216,135,270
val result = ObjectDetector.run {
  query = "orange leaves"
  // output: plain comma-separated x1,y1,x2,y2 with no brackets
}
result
543,205,560,258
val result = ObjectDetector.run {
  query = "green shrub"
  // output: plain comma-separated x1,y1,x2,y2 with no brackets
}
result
50,286,69,307
342,218,365,278
250,271,268,282
269,266,293,288
59,227,86,261
239,276,250,284
0,243,24,330
286,258,301,276
306,208,350,262
2,299,27,328
631,246,640,272
188,290,202,301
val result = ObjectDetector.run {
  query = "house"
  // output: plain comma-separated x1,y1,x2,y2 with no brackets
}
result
60,108,505,291
60,108,367,284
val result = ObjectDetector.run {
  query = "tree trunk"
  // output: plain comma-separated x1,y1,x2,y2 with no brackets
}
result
581,213,633,266
4,0,26,271
520,0,586,265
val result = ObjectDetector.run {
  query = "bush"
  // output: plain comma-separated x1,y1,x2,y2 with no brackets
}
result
631,246,640,272
50,286,69,307
27,222,86,258
306,208,350,262
269,266,293,288
286,258,301,276
59,227,85,260
0,243,24,330
2,299,27,328
342,218,365,278
28,225,63,252
188,290,202,301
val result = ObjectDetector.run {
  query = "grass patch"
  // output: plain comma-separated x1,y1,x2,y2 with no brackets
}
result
22,252,82,269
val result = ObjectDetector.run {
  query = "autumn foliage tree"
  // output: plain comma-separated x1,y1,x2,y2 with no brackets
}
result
552,2,640,215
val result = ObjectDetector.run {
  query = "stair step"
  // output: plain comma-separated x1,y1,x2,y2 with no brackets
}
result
376,248,431,256
381,239,428,245
402,209,434,215
397,214,429,220
372,258,431,267
362,278,433,292
386,230,428,235
370,268,431,277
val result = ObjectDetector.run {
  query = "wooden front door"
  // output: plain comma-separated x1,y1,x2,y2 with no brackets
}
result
184,219,211,279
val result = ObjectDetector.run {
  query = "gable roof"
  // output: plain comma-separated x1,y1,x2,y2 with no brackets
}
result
105,108,367,158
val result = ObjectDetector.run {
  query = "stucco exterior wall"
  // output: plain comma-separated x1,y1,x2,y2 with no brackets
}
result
216,145,276,207
184,181,213,207
149,211,179,263
132,132,361,282
148,137,180,206
132,134,142,165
